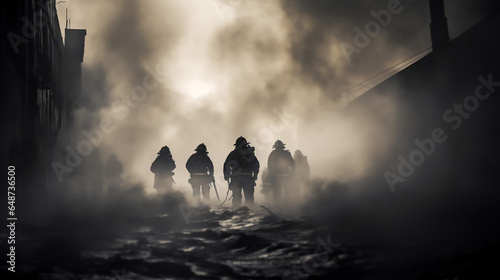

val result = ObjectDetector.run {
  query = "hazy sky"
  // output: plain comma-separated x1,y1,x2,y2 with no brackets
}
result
54,0,499,195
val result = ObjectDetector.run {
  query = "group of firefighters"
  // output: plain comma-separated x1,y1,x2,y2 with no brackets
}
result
150,136,310,208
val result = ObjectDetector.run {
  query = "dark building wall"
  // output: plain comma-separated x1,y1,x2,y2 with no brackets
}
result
65,28,87,126
341,9,500,252
1,0,85,213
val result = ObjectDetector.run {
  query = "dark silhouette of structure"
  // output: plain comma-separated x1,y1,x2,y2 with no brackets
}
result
151,146,176,195
1,0,86,217
186,143,214,205
223,136,260,208
292,150,310,199
346,0,500,260
348,2,500,194
429,0,449,52
64,27,87,125
267,140,295,206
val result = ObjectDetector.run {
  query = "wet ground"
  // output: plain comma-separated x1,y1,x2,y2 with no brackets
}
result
3,203,498,279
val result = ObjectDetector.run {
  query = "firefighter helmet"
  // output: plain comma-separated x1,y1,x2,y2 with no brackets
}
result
195,143,208,153
273,140,285,150
234,136,249,148
158,145,171,155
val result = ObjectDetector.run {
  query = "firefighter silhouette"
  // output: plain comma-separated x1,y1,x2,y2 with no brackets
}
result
186,143,214,205
292,150,310,200
223,136,260,208
267,140,295,206
150,146,176,195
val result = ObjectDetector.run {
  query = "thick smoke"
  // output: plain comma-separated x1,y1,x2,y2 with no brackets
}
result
45,1,500,260
53,0,490,195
